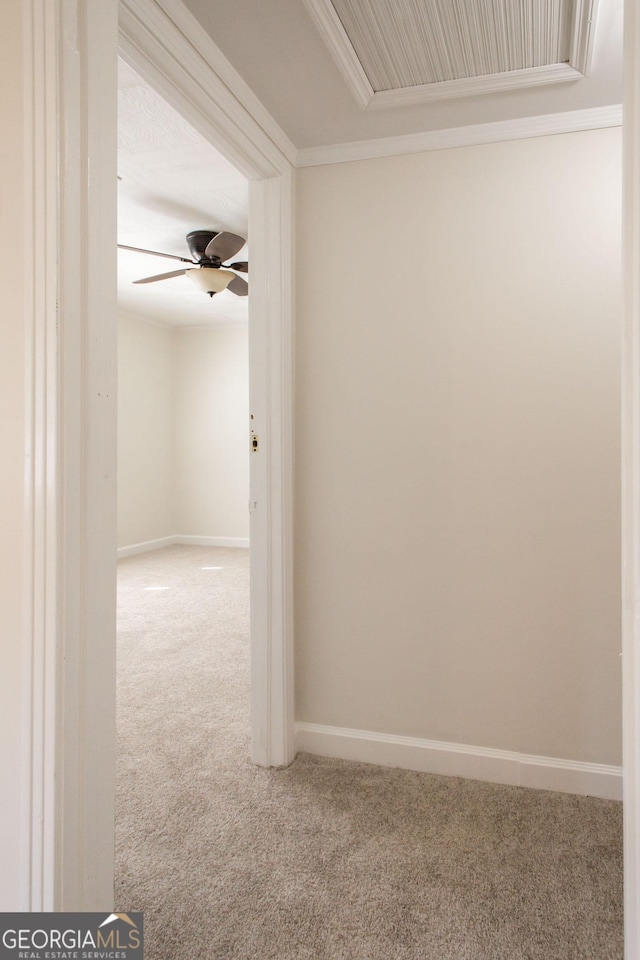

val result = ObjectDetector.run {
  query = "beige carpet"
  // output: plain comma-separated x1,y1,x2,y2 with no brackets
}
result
115,545,623,959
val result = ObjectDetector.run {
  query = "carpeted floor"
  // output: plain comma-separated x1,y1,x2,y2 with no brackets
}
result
115,545,623,960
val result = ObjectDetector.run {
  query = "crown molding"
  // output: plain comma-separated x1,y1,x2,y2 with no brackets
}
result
572,0,600,76
303,0,599,110
296,103,622,166
368,63,583,110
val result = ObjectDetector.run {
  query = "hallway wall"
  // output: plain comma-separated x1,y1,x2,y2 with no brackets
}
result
295,127,622,766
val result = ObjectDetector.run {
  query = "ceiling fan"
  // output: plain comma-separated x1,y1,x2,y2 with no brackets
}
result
118,230,249,297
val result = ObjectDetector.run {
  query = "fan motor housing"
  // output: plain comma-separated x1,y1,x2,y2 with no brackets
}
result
186,230,221,265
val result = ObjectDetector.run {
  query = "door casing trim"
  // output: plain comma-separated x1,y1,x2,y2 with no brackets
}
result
22,0,294,908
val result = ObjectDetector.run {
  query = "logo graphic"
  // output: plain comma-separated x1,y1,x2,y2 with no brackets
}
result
99,914,139,933
0,912,143,960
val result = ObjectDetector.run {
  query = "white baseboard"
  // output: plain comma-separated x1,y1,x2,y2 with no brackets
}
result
117,535,249,558
175,535,250,549
295,722,622,801
117,536,178,558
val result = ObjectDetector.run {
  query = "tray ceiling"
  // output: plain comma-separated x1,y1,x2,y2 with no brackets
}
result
304,0,597,107
178,0,620,150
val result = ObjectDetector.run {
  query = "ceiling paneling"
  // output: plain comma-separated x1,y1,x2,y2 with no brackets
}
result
330,0,573,90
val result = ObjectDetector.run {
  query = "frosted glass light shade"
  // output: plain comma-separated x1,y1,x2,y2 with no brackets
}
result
186,267,235,295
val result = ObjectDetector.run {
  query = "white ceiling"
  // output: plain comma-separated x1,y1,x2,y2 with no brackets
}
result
179,0,622,149
117,59,249,328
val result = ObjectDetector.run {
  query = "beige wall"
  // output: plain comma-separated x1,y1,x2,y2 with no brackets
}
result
295,128,622,765
174,327,250,538
117,314,249,547
118,313,175,546
0,0,25,909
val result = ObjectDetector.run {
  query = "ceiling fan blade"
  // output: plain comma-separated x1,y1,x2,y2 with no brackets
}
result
204,232,246,262
228,261,249,273
132,268,187,284
228,274,248,297
118,243,192,263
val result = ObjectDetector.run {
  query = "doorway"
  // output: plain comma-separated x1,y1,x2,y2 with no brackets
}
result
117,6,296,775
116,58,251,560
20,0,293,910
116,63,254,895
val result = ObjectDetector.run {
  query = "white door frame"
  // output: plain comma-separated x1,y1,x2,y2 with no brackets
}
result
22,0,120,910
623,0,640,954
22,0,294,910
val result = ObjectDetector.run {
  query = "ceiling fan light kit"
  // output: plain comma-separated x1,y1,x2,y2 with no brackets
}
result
186,266,235,296
118,230,249,299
